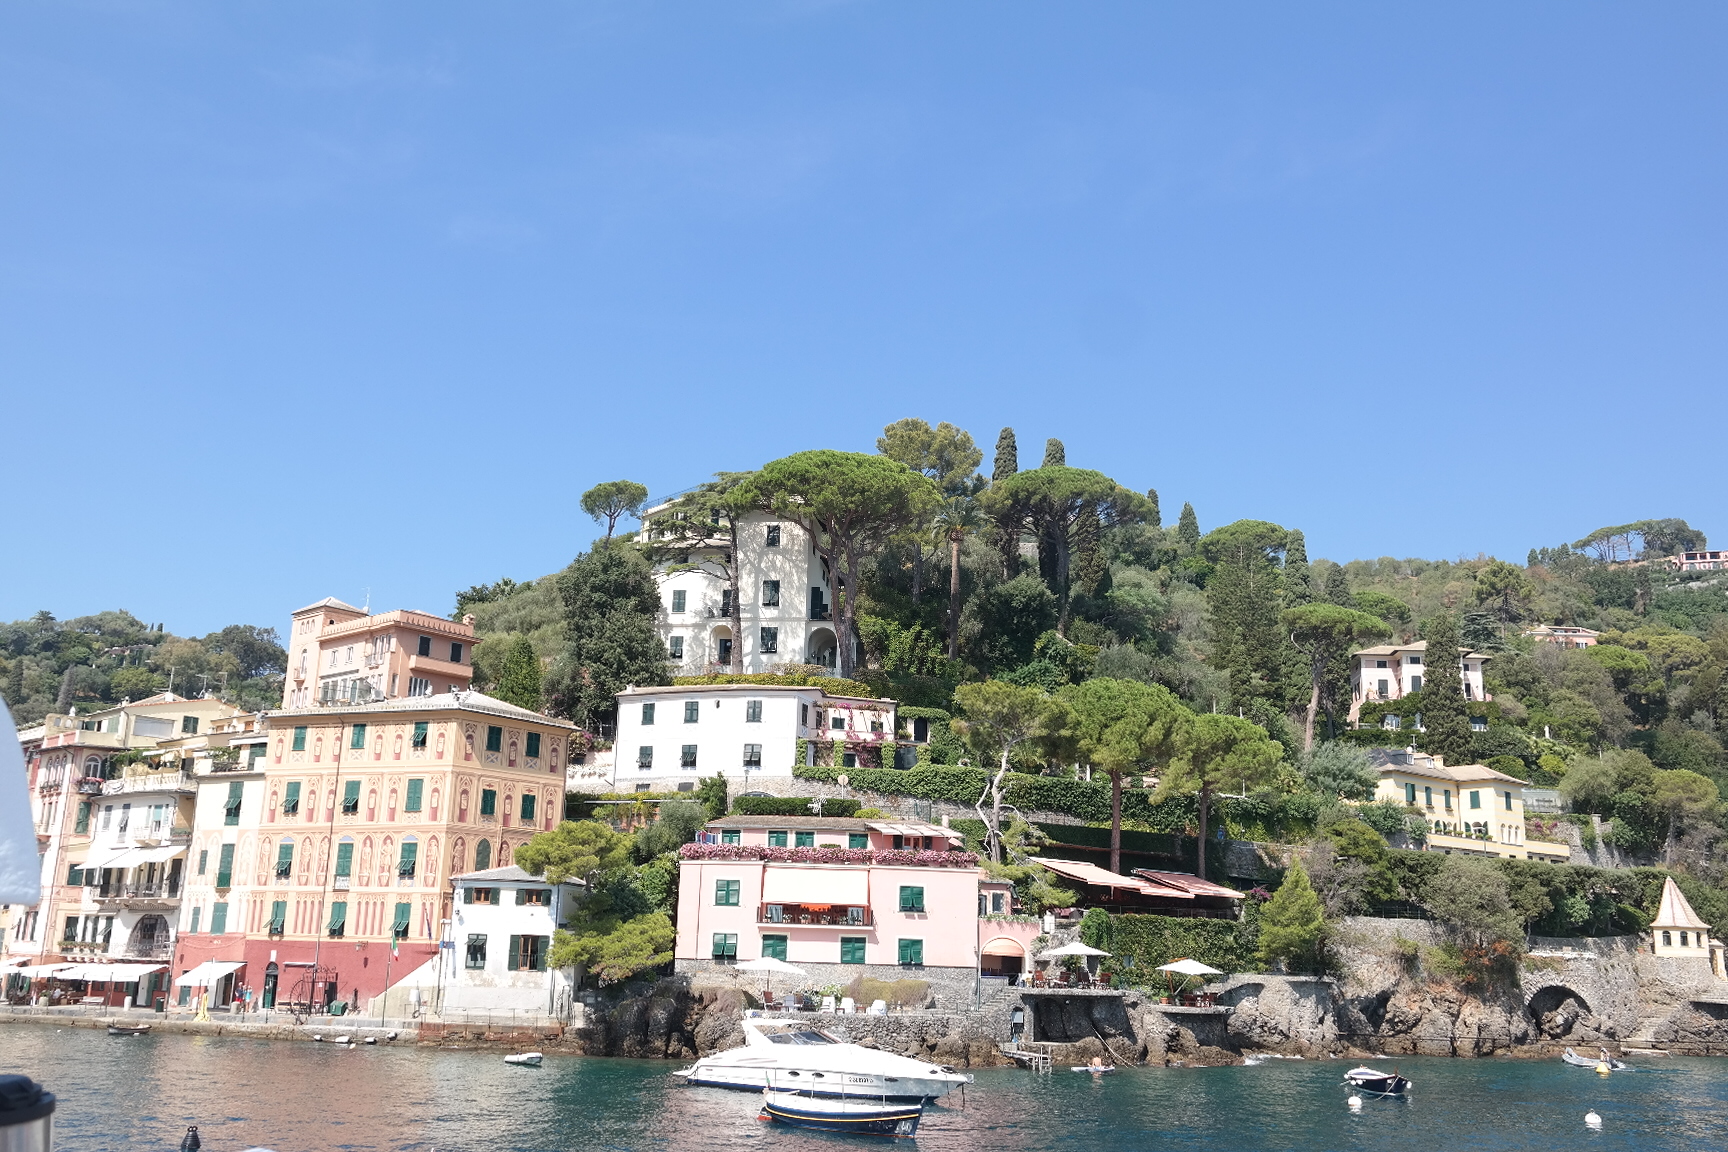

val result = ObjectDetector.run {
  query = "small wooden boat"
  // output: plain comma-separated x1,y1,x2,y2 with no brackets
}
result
107,1023,152,1036
1343,1066,1410,1095
761,1088,922,1136
504,1052,544,1067
1563,1048,1626,1071
1070,1064,1116,1073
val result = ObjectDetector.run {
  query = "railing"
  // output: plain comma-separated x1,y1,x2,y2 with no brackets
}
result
77,778,105,795
117,941,174,961
333,877,352,890
94,881,183,902
809,606,831,620
757,903,873,927
102,771,196,795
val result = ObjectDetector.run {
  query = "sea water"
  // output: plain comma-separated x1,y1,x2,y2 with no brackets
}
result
4,1025,1726,1151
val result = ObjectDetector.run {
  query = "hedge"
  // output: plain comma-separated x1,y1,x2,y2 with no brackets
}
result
729,796,863,818
1104,913,1259,976
672,672,878,698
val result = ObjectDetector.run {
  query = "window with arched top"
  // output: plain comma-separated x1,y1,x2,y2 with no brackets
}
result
474,839,491,870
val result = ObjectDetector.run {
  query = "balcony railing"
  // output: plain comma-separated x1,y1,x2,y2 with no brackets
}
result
757,903,873,928
333,876,352,890
95,880,183,902
102,771,197,795
116,941,174,961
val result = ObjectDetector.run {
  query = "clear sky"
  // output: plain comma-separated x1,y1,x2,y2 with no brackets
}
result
3,2,1724,637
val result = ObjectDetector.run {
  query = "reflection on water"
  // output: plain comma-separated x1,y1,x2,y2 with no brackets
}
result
4,1025,1728,1152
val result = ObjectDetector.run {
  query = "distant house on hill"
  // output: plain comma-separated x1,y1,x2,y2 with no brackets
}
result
1522,625,1601,649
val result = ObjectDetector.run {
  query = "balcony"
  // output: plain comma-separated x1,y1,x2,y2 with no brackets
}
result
102,771,196,796
757,903,874,928
333,876,352,890
93,880,183,904
809,606,832,621
407,654,469,681
115,941,174,962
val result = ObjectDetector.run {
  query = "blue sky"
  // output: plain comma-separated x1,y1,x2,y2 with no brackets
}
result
3,2,1725,637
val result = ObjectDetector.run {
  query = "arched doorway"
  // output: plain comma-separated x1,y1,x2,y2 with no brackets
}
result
712,625,733,670
807,628,837,669
981,936,1027,979
126,915,170,959
262,962,279,1010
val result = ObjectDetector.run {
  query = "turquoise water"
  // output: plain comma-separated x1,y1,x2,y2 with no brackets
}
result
4,1025,1726,1151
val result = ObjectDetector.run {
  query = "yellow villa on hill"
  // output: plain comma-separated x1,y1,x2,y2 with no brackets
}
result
1368,748,1571,862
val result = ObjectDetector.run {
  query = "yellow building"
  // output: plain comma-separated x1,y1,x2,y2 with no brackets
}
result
1368,748,1570,862
1649,876,1716,963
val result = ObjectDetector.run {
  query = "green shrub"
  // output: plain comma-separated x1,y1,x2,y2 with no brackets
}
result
1111,913,1258,976
673,672,877,697
731,796,818,817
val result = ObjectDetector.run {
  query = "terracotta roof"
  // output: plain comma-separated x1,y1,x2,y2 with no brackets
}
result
1035,858,1180,897
1353,641,1493,660
1367,748,1529,786
1132,869,1246,899
1651,876,1710,931
292,596,362,614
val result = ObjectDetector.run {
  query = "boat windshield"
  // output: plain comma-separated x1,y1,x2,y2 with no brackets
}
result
766,1030,841,1045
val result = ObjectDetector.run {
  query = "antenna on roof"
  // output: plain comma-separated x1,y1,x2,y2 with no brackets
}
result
363,587,371,614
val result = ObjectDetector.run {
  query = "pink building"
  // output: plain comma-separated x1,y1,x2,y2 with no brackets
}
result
282,598,476,709
1670,550,1728,572
676,816,1037,1002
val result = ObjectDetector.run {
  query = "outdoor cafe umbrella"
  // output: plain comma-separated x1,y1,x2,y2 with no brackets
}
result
1038,942,1111,959
1155,958,1222,998
734,956,808,1006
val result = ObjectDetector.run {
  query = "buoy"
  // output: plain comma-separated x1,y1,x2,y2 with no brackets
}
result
180,1126,201,1151
1348,1095,1363,1111
1585,1110,1602,1128
1595,1063,1610,1075
364,1036,377,1045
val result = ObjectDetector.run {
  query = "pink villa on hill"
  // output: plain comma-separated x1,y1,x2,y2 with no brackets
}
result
675,816,1039,1002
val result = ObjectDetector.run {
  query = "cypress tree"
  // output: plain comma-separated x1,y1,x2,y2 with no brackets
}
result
992,428,1018,482
1323,565,1352,607
1176,502,1200,553
1284,529,1313,606
1418,612,1473,765
1042,438,1065,467
1145,488,1161,529
1258,857,1325,972
1070,504,1108,597
494,636,544,712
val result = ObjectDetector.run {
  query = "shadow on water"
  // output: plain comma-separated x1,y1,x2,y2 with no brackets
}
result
4,1026,1728,1152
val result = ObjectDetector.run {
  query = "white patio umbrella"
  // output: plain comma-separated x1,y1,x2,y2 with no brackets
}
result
1155,957,1223,997
1039,941,1111,959
734,956,808,1007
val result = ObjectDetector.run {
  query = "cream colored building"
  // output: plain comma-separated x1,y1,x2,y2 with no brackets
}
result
1368,748,1570,861
1649,876,1719,971
282,598,476,709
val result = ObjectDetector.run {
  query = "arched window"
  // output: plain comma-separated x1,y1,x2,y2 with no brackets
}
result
474,839,491,871
1662,931,1673,946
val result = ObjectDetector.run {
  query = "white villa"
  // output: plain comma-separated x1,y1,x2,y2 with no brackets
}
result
441,865,583,1019
1349,641,1493,721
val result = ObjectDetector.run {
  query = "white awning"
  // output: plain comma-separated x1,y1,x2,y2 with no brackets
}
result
81,843,134,871
762,866,869,906
174,960,244,987
13,964,73,978
126,845,186,866
865,821,963,844
57,962,168,982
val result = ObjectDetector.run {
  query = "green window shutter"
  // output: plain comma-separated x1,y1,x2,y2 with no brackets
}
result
74,803,91,834
292,726,307,751
197,849,207,875
404,779,423,812
269,900,286,934
480,789,497,816
526,733,541,759
767,831,787,847
475,840,491,869
343,780,360,813
210,902,228,935
398,841,418,877
715,879,739,906
67,865,84,886
899,939,923,965
515,886,527,906
393,902,411,937
276,842,294,874
1405,783,1416,804
507,934,522,970
521,793,536,821
464,886,475,905
534,936,549,971
350,723,367,750
848,833,867,849
412,722,428,749
840,937,865,964
712,933,737,959
1470,790,1481,809
189,907,201,934
721,830,741,845
224,781,244,825
899,886,924,913
795,831,815,848
762,934,788,961
335,841,354,877
328,901,347,935
486,726,503,753
215,843,235,888
284,781,301,814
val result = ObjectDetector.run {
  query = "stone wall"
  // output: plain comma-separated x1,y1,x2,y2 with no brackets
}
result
677,957,980,1010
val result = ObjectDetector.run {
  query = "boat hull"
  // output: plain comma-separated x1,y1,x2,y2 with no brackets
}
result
1344,1075,1410,1095
762,1097,922,1137
678,1062,962,1102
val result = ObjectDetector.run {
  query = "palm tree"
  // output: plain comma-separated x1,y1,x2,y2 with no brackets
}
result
934,495,985,660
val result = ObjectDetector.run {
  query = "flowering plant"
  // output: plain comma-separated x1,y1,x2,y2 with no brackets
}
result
678,843,979,868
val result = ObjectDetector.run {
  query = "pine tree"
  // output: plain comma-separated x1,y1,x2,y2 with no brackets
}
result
1419,611,1473,764
1258,857,1325,972
992,428,1018,482
494,636,544,711
1284,529,1313,606
1176,502,1200,552
1206,553,1285,709
1145,488,1161,529
1323,565,1352,606
1042,438,1065,467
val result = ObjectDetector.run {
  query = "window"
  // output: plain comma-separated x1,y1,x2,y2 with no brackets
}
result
1662,931,1672,946
681,745,698,769
215,843,235,889
642,703,656,725
224,781,244,826
715,879,741,906
405,779,424,812
669,636,685,660
849,833,867,849
795,831,815,848
638,747,654,769
74,802,90,834
1504,790,1513,811
684,701,700,723
189,908,201,935
898,939,924,966
67,865,84,886
1405,783,1416,804
1425,787,1433,807
1410,676,1423,691
269,900,286,935
709,933,739,962
197,849,208,876
182,715,200,735
284,781,302,815
504,934,548,970
480,789,497,816
870,720,884,733
746,700,763,723
328,901,347,938
1444,789,1452,809
350,724,367,750
526,733,541,759
801,704,810,727
743,744,762,768
275,841,294,878
210,902,228,935
760,627,778,654
466,934,488,969
466,886,496,905
393,902,411,939
765,525,781,547
721,829,741,845
1375,659,1388,668
486,726,503,753
840,937,866,964
418,636,432,657
335,842,354,878
672,590,687,613
450,642,463,663
102,805,113,832
408,677,432,697
767,830,788,847
717,637,733,664
831,715,845,731
991,891,1006,914
398,841,419,878
899,886,925,913
412,722,428,750
292,725,308,751
515,887,549,906
761,934,788,961
520,793,537,822
1469,790,1482,810
1408,655,1422,665
343,780,361,815
475,839,492,868
762,580,780,607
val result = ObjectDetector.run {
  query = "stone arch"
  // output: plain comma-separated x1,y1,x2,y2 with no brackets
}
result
807,627,837,668
1526,983,1594,1040
981,936,1027,977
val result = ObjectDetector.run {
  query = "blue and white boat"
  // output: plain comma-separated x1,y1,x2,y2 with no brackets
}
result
760,1087,923,1137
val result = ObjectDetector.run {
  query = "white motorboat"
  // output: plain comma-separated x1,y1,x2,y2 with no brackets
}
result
674,1016,971,1102
504,1052,544,1067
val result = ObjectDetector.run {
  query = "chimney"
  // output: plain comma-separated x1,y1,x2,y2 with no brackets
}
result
940,814,950,828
